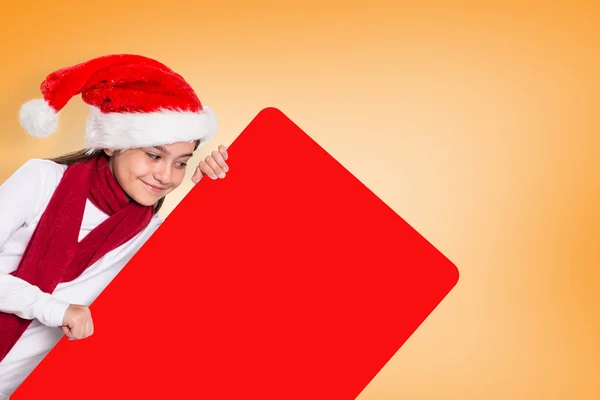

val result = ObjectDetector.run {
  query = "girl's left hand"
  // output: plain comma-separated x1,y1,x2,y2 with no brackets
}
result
192,145,229,183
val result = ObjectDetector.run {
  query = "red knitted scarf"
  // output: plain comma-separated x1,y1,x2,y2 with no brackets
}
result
0,155,154,362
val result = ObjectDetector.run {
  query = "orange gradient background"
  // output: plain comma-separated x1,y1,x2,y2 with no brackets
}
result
1,2,599,399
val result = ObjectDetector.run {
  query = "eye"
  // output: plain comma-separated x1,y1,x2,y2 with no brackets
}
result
146,153,160,160
175,162,188,168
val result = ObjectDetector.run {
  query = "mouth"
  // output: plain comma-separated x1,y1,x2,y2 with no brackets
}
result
142,181,166,194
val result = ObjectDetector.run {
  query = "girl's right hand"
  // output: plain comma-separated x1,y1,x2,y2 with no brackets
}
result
61,304,94,340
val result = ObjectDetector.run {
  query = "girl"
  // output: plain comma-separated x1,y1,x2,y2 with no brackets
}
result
0,54,229,398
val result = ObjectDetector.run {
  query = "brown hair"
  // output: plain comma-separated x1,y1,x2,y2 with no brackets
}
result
49,141,201,215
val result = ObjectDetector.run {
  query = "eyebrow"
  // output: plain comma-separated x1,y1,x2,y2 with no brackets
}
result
153,146,194,159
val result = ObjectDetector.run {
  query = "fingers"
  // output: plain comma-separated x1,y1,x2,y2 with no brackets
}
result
199,156,226,179
191,145,230,184
62,305,94,340
66,322,90,340
218,145,228,161
211,150,229,172
207,157,224,178
86,314,94,337
198,160,217,180
65,321,94,340
207,153,226,178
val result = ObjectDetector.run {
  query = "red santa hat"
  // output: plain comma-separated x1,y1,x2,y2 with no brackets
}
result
19,54,217,152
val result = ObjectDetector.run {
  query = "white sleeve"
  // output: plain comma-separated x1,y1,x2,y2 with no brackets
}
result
0,159,70,327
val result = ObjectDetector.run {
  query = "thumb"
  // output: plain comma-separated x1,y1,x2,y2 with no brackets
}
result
61,325,77,341
192,166,203,184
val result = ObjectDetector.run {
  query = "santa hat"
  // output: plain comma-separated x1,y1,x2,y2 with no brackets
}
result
19,54,217,152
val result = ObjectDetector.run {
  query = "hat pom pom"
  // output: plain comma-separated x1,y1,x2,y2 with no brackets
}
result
19,99,59,138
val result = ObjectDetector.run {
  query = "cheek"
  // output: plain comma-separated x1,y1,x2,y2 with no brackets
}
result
114,155,153,184
171,168,187,188
129,159,155,180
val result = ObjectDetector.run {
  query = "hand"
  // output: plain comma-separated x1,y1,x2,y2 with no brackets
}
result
61,304,94,340
192,145,229,183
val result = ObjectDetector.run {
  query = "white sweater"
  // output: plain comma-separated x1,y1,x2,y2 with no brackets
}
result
0,159,163,398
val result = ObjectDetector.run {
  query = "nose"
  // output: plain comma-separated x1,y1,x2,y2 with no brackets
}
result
153,163,172,185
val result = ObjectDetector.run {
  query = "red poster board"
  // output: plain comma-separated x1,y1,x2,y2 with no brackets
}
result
13,108,459,399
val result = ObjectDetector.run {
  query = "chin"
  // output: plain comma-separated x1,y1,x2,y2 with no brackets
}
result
130,181,170,206
140,197,161,207
129,192,160,207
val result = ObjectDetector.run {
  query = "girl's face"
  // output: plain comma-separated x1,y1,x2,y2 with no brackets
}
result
105,142,196,206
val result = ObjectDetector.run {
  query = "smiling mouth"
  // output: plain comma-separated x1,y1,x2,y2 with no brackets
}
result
142,181,166,193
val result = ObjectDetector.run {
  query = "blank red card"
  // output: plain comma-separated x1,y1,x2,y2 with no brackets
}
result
12,107,459,399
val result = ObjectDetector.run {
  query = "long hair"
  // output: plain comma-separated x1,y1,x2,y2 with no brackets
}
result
49,141,200,215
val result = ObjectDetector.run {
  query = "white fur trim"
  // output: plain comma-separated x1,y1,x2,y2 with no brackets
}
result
19,99,59,138
85,106,218,152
